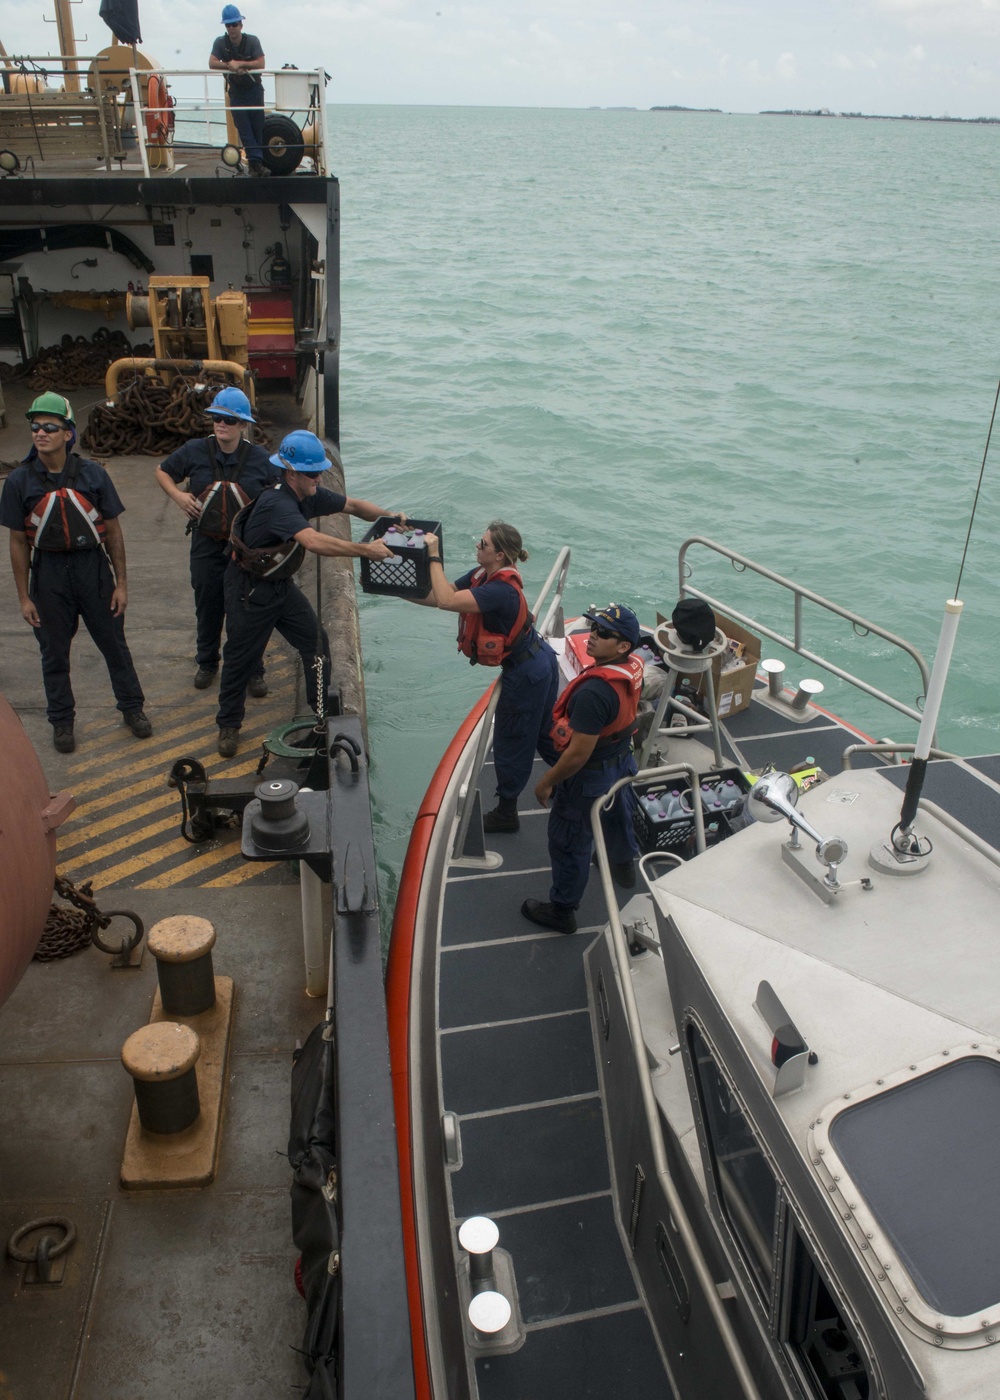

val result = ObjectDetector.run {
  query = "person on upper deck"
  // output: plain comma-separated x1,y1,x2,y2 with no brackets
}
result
155,386,279,696
521,603,644,935
215,430,405,758
420,523,559,833
210,5,267,175
0,392,152,754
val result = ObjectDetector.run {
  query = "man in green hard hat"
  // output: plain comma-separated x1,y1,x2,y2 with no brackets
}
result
0,392,152,753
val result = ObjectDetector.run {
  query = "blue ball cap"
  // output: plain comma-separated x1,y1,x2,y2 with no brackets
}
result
585,603,641,648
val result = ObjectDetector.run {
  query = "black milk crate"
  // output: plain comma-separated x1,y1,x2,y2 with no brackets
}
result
359,517,443,600
632,767,751,860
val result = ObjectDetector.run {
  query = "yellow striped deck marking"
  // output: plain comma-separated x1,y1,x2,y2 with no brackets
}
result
56,790,177,851
61,812,180,868
201,858,283,888
66,836,196,890
134,840,274,888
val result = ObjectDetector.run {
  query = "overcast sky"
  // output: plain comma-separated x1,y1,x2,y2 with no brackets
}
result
6,0,1000,117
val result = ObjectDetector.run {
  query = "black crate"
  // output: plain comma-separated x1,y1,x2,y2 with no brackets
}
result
359,517,443,600
632,768,751,859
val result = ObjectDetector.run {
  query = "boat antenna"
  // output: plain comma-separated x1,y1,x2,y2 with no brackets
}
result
874,369,1000,873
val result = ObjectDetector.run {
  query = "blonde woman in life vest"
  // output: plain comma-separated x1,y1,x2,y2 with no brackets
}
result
421,522,559,833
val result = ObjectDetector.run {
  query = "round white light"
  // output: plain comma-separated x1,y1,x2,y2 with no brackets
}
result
220,144,241,168
0,150,20,174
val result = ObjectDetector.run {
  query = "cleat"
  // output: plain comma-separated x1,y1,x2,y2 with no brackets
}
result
123,709,152,739
52,725,75,754
194,667,216,689
218,727,239,758
520,898,577,935
247,675,268,699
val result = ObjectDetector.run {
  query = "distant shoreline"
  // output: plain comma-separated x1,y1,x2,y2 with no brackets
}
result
651,104,1000,124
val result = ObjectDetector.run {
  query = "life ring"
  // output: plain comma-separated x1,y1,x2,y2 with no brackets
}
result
145,74,175,145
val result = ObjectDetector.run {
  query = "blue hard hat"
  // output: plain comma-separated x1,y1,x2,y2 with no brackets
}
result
270,430,332,474
221,4,245,22
585,603,641,648
205,386,255,423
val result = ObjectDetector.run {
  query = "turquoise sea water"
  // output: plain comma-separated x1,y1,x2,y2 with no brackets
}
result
330,105,1000,905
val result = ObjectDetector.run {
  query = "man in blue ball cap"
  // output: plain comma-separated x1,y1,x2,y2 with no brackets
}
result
214,430,407,757
155,386,279,693
210,5,267,174
521,603,645,934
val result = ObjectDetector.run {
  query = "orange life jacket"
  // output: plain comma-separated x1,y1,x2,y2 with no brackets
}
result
550,654,644,753
25,457,106,552
456,566,532,667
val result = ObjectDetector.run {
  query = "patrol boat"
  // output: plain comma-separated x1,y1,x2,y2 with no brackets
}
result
387,536,1000,1400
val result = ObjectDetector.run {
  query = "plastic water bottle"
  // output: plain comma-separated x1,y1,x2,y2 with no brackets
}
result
659,790,683,821
719,779,741,812
383,527,404,562
411,528,426,550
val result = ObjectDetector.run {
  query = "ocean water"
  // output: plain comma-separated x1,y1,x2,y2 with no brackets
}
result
330,105,1000,904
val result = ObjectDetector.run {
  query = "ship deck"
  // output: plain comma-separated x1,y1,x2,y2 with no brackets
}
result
0,376,337,1398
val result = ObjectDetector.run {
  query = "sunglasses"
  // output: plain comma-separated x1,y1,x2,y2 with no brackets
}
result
211,414,242,426
475,536,492,550
590,622,618,640
30,422,65,434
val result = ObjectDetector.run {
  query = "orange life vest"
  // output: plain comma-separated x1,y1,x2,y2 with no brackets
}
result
25,457,106,552
550,654,644,753
456,566,532,667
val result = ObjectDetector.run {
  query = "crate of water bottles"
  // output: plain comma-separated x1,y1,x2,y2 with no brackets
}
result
632,768,752,858
359,517,443,600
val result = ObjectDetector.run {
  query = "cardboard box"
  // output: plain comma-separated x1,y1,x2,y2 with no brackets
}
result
656,610,761,720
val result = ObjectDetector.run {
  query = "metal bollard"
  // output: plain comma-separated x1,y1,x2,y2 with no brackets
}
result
468,1291,511,1340
791,678,824,711
761,658,786,699
147,915,217,1016
121,1022,201,1134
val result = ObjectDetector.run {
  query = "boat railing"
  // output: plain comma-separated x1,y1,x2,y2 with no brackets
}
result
678,536,932,730
590,767,764,1400
451,546,571,861
0,57,121,171
841,740,958,770
126,67,331,179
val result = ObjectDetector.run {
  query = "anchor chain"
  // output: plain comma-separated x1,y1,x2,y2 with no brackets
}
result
0,330,148,392
81,372,273,458
34,874,144,962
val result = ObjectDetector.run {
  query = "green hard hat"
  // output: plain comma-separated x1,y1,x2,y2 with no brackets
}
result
26,391,75,424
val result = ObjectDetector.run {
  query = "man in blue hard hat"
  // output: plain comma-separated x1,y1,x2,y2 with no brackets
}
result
210,6,267,175
521,604,644,935
0,392,152,753
155,386,280,694
215,430,408,757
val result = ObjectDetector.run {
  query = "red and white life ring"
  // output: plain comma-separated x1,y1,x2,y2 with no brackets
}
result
145,73,175,145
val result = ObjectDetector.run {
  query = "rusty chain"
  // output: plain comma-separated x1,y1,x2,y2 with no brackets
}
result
0,330,149,392
81,372,273,458
33,874,144,962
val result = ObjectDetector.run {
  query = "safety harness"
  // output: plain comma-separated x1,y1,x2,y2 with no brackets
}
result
456,566,532,667
229,499,305,581
550,654,644,755
194,438,252,541
25,455,105,552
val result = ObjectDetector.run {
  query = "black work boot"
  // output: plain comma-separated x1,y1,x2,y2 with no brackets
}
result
483,795,519,833
520,899,577,935
53,724,75,754
123,709,153,739
218,727,239,758
194,666,216,689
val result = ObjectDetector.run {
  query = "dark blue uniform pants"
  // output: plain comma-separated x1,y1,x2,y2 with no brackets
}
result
493,640,559,801
548,748,638,910
231,99,264,164
217,565,329,729
30,549,145,726
190,534,263,678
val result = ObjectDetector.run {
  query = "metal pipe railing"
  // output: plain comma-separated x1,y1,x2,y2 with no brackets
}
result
677,536,932,730
841,741,959,771
451,548,571,861
918,799,1000,871
590,767,762,1400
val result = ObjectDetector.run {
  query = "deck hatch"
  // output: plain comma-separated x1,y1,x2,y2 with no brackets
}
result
828,1056,1000,1319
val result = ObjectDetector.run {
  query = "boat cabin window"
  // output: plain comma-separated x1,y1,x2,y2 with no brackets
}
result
781,1223,871,1400
688,1022,779,1295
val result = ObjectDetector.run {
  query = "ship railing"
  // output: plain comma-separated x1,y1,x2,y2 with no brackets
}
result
590,767,764,1400
0,57,121,170
451,546,571,862
678,535,932,732
127,67,331,179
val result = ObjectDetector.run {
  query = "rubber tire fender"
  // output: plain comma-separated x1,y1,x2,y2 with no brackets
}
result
261,114,304,176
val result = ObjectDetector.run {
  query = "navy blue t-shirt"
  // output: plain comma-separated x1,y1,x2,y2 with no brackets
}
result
566,677,619,735
211,31,264,96
242,480,347,549
160,436,279,501
0,452,125,532
455,569,526,642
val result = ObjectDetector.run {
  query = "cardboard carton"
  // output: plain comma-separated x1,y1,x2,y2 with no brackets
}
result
656,610,761,720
